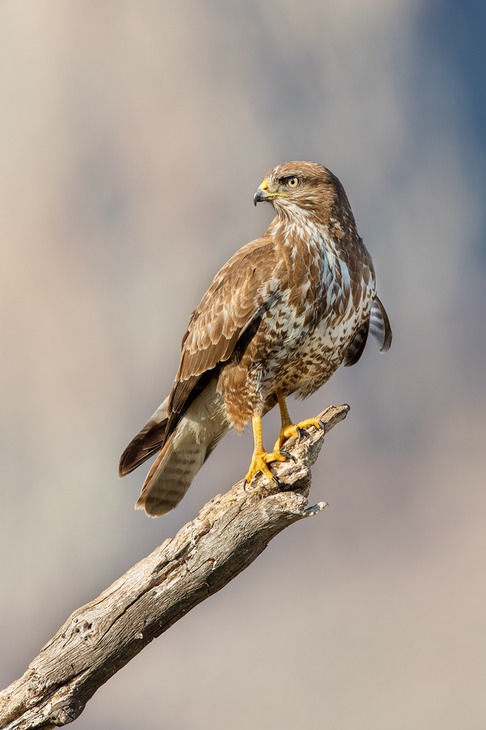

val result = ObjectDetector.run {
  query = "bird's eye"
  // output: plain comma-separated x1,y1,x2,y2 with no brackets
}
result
286,176,299,188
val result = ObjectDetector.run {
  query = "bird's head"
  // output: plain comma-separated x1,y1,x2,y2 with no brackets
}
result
253,161,341,224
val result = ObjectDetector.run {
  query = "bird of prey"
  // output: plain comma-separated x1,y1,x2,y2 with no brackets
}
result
119,161,392,516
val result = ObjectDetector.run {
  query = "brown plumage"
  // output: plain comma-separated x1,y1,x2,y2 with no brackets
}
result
119,161,392,516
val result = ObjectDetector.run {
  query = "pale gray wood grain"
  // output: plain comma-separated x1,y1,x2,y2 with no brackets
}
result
0,404,348,730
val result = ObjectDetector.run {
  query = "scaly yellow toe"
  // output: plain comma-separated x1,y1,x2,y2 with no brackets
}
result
273,416,325,451
244,448,288,485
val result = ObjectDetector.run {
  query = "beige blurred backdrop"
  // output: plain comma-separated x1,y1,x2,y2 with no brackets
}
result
1,2,485,728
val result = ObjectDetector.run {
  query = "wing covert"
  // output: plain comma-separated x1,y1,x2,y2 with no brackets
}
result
167,235,280,423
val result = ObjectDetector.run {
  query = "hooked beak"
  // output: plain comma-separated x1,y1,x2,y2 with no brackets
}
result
253,178,270,206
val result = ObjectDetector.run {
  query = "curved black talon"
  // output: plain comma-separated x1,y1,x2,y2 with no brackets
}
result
296,426,307,445
318,419,327,432
272,474,281,487
279,449,295,462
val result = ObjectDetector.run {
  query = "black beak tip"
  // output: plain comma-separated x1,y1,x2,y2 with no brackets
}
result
253,189,267,206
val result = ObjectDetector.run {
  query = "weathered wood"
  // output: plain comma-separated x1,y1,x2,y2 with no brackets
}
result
0,404,349,730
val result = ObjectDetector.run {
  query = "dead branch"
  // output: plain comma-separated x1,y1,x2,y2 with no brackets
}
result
0,404,349,730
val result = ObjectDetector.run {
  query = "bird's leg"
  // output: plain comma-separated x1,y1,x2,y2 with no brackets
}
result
244,415,287,486
274,392,301,451
273,391,326,452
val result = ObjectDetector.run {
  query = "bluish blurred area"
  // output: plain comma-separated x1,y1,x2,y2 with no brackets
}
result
1,2,485,728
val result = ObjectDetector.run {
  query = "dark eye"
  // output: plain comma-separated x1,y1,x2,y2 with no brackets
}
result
286,176,299,188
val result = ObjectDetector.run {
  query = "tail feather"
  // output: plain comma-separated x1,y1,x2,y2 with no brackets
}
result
118,398,169,476
135,430,208,516
130,380,230,516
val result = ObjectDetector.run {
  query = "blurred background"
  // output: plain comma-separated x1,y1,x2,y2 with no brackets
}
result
1,1,485,728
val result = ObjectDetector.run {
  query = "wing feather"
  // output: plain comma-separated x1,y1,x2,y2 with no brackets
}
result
167,235,279,429
370,295,393,351
344,295,392,367
343,318,370,367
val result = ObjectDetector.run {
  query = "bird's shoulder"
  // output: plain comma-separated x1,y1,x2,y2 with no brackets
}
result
181,233,280,361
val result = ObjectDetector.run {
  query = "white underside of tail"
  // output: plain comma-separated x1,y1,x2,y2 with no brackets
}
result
136,379,230,516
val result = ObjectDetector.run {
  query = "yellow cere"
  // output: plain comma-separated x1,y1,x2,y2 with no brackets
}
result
258,178,289,199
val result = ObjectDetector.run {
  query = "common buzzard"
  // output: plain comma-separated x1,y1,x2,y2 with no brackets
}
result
120,162,392,516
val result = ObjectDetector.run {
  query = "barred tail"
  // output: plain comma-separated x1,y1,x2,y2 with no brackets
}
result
134,383,229,516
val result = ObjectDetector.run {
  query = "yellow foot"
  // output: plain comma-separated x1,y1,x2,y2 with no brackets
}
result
274,416,326,452
244,448,290,486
